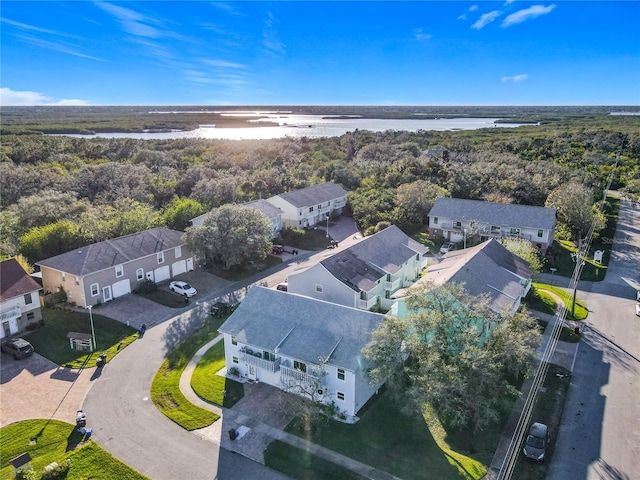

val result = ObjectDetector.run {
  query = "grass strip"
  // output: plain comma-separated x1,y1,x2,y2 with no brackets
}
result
532,283,588,320
0,419,149,480
190,341,244,408
150,318,225,430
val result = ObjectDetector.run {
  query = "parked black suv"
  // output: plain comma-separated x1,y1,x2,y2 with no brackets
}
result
1,338,34,359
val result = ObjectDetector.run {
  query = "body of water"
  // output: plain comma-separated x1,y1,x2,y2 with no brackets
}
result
59,114,533,141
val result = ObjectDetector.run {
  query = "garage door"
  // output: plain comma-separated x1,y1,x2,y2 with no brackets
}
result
112,279,131,298
154,265,170,283
172,260,187,277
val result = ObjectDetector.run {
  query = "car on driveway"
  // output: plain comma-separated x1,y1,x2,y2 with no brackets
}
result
636,303,640,317
169,280,197,297
1,338,34,359
440,242,455,254
523,422,549,462
272,244,285,254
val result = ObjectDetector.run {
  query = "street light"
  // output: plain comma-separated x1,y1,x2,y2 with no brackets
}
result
326,213,330,238
87,305,96,351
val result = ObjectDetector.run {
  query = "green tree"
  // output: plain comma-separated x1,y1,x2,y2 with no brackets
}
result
363,282,540,433
501,237,545,273
162,197,206,231
396,180,449,226
19,220,88,262
80,198,162,242
545,182,604,241
183,204,272,269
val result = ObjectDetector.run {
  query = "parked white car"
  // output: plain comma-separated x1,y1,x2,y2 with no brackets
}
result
169,280,197,297
440,242,455,254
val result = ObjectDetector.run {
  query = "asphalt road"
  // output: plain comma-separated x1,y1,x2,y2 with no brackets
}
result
547,197,640,480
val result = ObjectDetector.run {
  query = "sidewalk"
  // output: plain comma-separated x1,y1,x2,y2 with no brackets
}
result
178,335,402,480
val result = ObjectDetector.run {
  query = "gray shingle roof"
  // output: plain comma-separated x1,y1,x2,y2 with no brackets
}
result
218,286,384,371
36,227,184,276
275,182,347,208
429,198,556,231
242,199,284,218
0,259,41,301
417,239,532,314
321,225,428,291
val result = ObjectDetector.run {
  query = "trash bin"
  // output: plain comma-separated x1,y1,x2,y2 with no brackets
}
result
228,429,237,441
96,354,107,367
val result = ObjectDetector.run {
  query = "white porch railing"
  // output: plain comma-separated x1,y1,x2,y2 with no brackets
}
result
280,365,319,385
240,352,281,373
358,295,378,310
0,307,21,323
385,278,401,291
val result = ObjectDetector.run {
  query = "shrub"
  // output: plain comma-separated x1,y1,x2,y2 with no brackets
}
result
134,279,157,294
228,367,240,377
14,469,37,480
40,463,70,480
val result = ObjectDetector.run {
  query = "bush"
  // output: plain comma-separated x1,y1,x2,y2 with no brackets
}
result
40,463,70,480
134,279,157,294
15,469,37,480
228,367,240,377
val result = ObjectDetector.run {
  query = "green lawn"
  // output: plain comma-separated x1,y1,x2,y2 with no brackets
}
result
150,317,226,430
264,441,368,480
285,391,491,480
277,227,335,250
190,341,244,408
24,308,138,368
532,283,588,320
0,420,149,480
135,289,194,308
205,255,282,282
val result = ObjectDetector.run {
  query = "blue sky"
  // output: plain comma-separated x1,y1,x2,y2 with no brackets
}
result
1,1,639,106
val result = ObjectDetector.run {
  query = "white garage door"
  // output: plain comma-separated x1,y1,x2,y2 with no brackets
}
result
112,279,131,298
154,265,171,283
172,260,187,277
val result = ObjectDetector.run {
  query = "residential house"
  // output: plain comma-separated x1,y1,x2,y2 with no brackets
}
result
191,199,284,238
428,197,557,253
0,259,43,339
266,182,348,229
37,227,194,307
391,239,532,318
219,286,385,419
287,225,428,311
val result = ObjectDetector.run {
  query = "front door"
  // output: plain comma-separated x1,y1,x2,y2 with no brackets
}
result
248,365,257,381
2,321,10,338
186,257,194,271
103,286,113,302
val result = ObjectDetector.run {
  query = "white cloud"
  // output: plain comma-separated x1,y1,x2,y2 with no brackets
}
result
413,28,432,41
502,4,556,27
504,0,516,5
472,10,502,29
469,5,479,11
501,74,529,82
94,1,162,38
16,34,103,61
1,17,77,38
0,87,90,106
262,11,285,55
203,59,247,69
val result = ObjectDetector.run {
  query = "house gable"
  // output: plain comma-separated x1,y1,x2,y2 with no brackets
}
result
0,259,41,302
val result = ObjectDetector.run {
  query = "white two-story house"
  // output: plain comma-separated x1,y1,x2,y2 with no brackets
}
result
219,286,385,420
37,227,194,307
428,197,557,253
0,259,43,339
287,225,428,311
266,182,348,229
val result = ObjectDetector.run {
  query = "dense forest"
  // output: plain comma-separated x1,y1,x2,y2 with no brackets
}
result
1,108,639,265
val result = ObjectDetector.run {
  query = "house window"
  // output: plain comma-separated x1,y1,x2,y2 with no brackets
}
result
231,337,237,346
90,283,99,297
136,268,144,281
157,252,164,264
315,284,323,293
453,221,462,229
294,360,307,373
263,351,276,362
385,290,391,299
510,228,521,236
175,246,182,258
309,206,314,212
115,264,124,277
360,291,367,300
337,392,345,401
415,254,419,261
491,225,500,234
232,356,239,364
27,312,35,321
24,293,33,305
433,216,438,224
337,368,345,381
537,229,544,238
386,273,391,281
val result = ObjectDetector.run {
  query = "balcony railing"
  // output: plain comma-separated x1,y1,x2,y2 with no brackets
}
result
240,352,281,373
358,295,378,310
385,278,401,291
0,307,21,323
280,365,319,385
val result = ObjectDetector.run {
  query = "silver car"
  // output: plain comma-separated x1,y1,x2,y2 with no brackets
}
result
523,422,549,462
169,280,197,297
